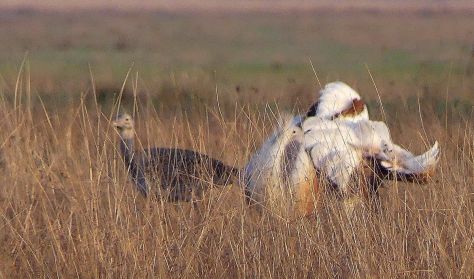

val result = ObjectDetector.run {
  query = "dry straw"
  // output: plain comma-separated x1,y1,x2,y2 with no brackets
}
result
0,65,472,278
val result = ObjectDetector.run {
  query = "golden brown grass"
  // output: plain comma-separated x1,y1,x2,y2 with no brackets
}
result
0,67,472,278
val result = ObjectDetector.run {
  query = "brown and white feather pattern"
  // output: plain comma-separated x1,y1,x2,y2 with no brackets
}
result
303,81,440,195
306,81,369,122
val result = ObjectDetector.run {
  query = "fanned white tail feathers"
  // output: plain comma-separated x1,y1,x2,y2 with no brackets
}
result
381,141,440,175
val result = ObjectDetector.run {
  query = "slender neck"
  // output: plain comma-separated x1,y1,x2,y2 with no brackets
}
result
118,129,135,165
117,127,148,196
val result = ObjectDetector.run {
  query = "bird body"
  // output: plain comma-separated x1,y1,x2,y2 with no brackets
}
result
113,113,238,201
243,114,394,216
244,82,440,216
303,82,439,212
139,147,239,201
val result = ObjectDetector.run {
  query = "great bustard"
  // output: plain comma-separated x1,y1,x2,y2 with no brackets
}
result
113,113,239,201
244,82,440,216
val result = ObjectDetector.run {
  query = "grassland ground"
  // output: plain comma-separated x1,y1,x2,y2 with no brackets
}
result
0,9,473,278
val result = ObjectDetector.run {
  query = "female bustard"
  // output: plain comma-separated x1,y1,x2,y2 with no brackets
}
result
244,82,440,216
113,113,239,201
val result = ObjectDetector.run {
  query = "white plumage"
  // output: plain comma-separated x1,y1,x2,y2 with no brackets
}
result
243,81,440,215
243,114,316,214
314,81,369,122
304,81,440,193
303,118,393,193
380,141,440,176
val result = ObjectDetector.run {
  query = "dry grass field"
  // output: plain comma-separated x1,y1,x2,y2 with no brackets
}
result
0,7,473,278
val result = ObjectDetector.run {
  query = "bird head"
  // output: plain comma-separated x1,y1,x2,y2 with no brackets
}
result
276,114,304,143
113,113,135,137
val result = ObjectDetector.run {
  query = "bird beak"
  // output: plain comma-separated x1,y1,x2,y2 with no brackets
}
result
112,120,119,127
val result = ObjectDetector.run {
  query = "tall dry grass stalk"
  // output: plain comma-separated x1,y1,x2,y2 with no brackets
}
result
0,69,472,278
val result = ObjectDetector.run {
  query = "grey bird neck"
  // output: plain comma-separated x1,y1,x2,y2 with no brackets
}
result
118,128,136,164
118,129,148,196
119,136,135,165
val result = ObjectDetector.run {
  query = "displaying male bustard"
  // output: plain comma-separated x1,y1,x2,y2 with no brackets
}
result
244,82,440,216
113,113,239,201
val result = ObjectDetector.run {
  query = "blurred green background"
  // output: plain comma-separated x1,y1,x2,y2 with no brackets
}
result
0,9,472,121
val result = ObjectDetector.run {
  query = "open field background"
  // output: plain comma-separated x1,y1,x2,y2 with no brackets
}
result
2,0,474,13
0,6,473,278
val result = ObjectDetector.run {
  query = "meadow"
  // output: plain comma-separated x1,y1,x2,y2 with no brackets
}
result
0,9,473,277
